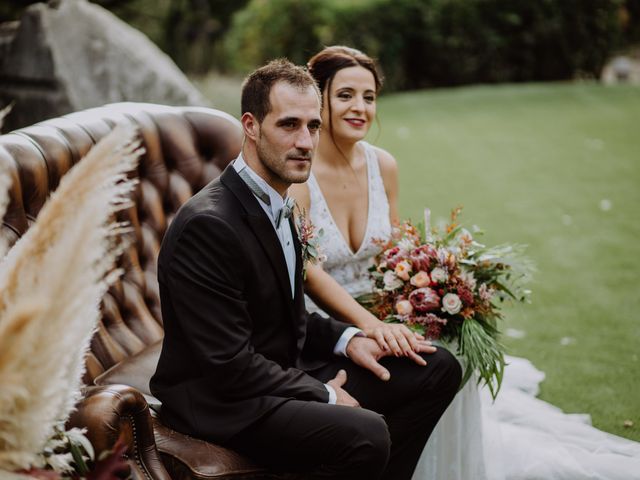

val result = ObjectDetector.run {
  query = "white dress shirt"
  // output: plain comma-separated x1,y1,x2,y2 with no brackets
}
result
233,155,362,404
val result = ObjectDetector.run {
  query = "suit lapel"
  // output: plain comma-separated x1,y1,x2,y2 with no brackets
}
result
221,166,294,310
290,215,308,354
291,215,304,306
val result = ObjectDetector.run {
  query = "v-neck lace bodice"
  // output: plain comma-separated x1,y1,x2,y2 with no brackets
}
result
305,141,391,314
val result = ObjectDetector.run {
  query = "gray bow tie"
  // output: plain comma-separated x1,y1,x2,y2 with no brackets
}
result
238,167,295,228
276,197,296,229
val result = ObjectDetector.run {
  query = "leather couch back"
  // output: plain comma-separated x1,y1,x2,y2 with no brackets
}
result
0,102,243,383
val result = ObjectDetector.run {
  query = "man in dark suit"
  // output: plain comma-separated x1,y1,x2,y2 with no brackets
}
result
150,59,461,479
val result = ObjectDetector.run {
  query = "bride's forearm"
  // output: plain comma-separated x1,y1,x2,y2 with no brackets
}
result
304,263,380,331
305,263,424,356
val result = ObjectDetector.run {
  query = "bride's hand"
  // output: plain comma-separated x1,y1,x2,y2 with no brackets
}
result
363,321,426,358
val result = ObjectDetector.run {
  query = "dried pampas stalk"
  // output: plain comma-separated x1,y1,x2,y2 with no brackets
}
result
0,166,10,259
0,124,142,472
0,103,10,130
0,102,11,258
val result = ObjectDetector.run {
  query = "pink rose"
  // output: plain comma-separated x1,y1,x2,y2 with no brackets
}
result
441,293,462,315
409,287,440,313
410,271,430,288
395,299,414,316
395,260,412,281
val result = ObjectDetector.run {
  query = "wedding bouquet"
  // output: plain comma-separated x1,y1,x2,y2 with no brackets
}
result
364,207,534,399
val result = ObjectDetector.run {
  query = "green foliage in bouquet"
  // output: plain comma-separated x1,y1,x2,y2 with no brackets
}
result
363,207,534,399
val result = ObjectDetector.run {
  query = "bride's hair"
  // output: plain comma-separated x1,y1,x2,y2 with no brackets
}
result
307,46,384,146
307,46,383,96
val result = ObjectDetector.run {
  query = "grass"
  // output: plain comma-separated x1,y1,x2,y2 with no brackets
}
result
375,82,640,441
191,73,244,118
193,74,640,441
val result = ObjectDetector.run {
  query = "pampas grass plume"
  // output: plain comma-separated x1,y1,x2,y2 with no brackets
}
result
0,124,142,473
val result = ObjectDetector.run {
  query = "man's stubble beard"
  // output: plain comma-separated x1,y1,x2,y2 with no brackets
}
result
256,136,312,187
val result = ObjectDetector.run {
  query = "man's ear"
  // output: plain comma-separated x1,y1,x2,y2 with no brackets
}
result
241,112,259,142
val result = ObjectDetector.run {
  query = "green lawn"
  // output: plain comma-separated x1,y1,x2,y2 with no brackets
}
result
193,75,640,441
375,83,640,441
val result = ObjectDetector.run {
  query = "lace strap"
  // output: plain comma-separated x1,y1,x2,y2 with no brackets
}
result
361,142,388,212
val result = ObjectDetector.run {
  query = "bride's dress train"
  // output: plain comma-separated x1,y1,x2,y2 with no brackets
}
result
414,355,640,479
305,141,640,479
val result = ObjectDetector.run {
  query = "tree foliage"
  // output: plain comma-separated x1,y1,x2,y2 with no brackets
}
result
2,0,637,88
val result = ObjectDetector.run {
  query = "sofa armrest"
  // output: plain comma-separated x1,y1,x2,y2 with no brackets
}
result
67,384,171,480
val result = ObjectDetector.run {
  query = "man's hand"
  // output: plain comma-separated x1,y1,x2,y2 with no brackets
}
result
327,369,360,407
346,336,437,381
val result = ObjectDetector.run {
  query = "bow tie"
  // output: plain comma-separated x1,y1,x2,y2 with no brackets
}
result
238,167,296,228
275,197,296,229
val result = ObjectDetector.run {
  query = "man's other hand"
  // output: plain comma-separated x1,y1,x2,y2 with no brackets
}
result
327,369,360,407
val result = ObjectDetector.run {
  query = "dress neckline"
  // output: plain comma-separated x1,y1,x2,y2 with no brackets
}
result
309,143,374,257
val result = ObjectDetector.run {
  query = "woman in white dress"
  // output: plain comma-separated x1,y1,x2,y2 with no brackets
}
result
290,45,640,480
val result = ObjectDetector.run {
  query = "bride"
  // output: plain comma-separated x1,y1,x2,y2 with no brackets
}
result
290,45,640,480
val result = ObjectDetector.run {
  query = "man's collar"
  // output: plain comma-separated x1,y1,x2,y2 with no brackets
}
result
233,153,286,215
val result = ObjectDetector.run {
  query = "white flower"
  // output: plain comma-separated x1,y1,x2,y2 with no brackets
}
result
383,270,403,291
458,228,473,244
441,293,462,315
459,270,477,289
430,267,448,283
398,238,415,253
479,283,494,302
46,452,76,473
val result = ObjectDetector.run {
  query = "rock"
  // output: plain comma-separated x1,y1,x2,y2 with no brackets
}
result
601,53,640,86
0,0,208,131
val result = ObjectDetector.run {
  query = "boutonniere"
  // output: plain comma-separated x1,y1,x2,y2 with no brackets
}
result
294,207,326,280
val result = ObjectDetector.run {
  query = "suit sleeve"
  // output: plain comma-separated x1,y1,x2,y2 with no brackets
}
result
303,311,351,359
165,213,329,403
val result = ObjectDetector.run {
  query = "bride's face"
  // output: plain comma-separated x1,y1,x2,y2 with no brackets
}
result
323,65,377,144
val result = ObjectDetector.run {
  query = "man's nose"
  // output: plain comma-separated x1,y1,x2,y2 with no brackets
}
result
295,127,315,151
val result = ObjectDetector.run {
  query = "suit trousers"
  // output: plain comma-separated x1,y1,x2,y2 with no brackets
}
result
226,347,462,480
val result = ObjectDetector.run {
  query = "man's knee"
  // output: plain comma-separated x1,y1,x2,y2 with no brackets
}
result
419,347,463,394
337,408,390,475
438,347,463,389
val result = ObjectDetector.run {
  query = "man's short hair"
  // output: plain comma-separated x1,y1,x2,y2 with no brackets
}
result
241,59,320,123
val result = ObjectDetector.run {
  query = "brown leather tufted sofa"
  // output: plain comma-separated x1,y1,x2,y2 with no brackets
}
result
0,103,295,479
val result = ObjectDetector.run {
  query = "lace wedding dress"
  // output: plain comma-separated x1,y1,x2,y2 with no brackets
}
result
304,141,640,480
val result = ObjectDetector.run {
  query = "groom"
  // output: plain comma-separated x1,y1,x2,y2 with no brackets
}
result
150,59,461,479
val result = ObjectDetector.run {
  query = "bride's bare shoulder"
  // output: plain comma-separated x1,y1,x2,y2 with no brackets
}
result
370,145,399,183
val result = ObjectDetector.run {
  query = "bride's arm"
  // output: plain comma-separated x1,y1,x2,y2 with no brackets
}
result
304,262,423,357
288,182,423,358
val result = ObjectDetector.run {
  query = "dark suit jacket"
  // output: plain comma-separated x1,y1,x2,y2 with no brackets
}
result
150,165,349,443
